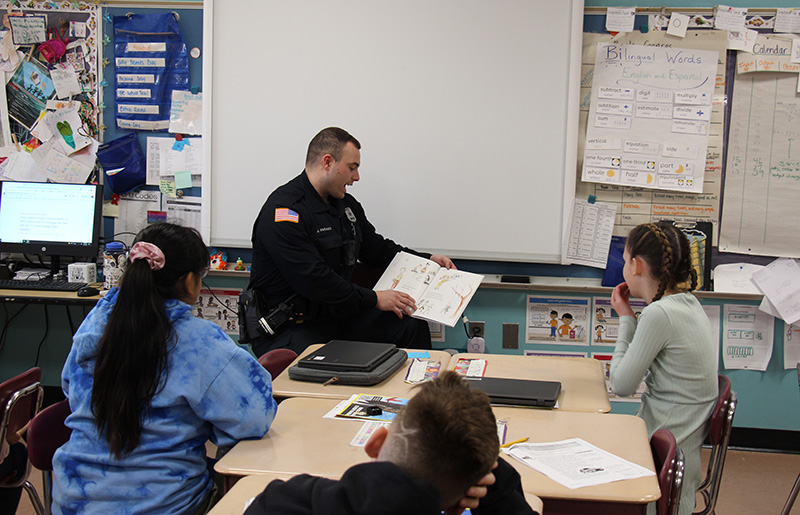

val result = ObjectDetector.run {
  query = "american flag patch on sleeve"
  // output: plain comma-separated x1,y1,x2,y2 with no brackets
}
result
274,208,299,223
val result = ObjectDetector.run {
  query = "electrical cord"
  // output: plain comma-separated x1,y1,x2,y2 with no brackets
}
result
34,304,50,367
65,304,76,335
200,281,239,317
462,315,471,338
0,304,28,354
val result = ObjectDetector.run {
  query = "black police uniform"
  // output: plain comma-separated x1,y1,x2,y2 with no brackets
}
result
247,171,431,357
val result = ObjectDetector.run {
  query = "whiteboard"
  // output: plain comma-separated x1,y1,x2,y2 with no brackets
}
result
202,0,583,263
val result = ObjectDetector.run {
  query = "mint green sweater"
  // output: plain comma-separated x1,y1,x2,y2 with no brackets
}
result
611,293,718,515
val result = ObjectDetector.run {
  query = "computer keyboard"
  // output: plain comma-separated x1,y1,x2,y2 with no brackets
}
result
0,279,86,292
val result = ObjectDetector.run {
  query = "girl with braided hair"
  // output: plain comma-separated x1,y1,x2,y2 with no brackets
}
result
609,221,717,515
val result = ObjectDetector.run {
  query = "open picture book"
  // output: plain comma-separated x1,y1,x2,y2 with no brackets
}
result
373,251,484,327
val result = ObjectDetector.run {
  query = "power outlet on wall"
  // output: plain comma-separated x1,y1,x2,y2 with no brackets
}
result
468,321,485,339
502,323,519,349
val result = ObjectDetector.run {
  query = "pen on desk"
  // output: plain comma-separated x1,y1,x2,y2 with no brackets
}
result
500,437,529,448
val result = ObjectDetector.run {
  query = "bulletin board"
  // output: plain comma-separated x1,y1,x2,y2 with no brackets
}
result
203,0,584,263
1,1,100,145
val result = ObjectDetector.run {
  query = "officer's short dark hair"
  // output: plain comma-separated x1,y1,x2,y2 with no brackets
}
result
306,127,361,166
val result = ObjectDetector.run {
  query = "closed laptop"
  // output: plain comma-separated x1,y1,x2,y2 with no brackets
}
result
466,377,561,407
297,340,397,372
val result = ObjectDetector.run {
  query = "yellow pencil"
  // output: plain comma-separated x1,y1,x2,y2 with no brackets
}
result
500,437,529,448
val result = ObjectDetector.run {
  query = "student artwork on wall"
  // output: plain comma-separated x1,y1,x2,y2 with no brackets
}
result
526,296,589,345
582,42,718,194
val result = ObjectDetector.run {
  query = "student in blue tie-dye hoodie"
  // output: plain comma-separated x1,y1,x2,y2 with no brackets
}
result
52,223,278,515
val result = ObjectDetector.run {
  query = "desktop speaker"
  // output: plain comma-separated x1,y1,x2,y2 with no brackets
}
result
68,263,96,284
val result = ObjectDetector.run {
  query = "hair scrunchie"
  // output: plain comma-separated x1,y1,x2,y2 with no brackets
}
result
128,242,166,271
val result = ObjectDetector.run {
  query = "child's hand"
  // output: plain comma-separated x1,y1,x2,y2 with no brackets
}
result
444,463,497,515
611,282,635,318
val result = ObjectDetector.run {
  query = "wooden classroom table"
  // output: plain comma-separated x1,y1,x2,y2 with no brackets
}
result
215,397,658,515
447,352,611,413
208,474,286,515
270,344,453,400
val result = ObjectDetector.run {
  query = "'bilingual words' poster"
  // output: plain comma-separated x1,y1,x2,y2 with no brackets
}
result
583,43,718,193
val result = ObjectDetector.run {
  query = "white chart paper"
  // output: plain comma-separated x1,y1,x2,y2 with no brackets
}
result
582,43,718,193
720,36,800,257
576,31,728,243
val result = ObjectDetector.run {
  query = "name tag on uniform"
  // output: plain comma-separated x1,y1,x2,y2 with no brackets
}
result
275,208,299,223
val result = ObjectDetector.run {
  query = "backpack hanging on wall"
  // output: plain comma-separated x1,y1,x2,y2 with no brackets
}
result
38,28,68,64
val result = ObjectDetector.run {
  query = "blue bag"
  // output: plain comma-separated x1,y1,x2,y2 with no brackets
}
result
96,133,146,194
601,235,627,287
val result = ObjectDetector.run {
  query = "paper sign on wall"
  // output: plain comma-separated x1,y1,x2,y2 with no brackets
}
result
169,90,202,135
582,43,718,194
8,15,46,45
722,304,773,371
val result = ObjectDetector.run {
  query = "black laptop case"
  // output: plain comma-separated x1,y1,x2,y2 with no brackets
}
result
466,377,561,407
296,340,397,372
288,340,407,386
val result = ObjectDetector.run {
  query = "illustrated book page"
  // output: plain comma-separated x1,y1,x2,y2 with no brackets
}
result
373,251,484,327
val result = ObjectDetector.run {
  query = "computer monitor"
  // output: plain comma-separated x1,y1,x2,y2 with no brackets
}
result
0,181,103,278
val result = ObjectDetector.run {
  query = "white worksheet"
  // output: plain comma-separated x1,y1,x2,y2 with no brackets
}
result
504,438,654,489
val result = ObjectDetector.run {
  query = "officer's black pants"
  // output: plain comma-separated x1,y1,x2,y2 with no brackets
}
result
250,307,431,358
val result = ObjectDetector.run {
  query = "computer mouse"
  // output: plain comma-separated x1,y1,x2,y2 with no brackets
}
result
77,286,100,297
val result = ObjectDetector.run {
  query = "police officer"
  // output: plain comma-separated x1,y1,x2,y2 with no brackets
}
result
247,127,455,357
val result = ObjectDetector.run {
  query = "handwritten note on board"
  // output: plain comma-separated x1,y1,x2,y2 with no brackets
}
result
8,15,47,45
720,35,800,257
169,91,202,135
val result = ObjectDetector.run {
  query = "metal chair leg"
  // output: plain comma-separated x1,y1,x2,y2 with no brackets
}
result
780,472,800,515
22,480,45,515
